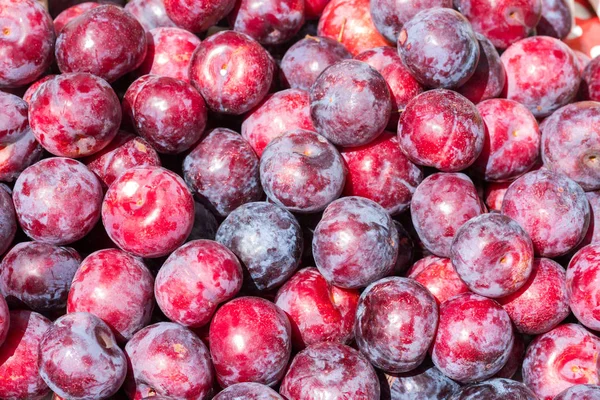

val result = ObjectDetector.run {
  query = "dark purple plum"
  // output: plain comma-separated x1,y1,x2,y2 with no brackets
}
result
448,378,537,399
0,185,16,256
214,383,284,399
555,385,600,400
380,364,460,400
537,0,573,39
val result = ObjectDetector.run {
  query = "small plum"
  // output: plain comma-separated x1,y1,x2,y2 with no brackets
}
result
0,129,43,183
566,244,600,331
0,185,16,256
449,378,538,399
380,363,460,400
0,92,29,145
124,0,176,31
214,383,284,399
582,56,600,102
406,256,470,304
53,2,101,33
555,385,600,400
537,0,573,39
164,0,235,33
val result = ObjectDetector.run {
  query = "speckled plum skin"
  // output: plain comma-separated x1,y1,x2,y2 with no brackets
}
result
411,172,484,257
190,31,274,115
53,2,101,33
260,130,346,213
102,166,194,258
501,36,581,118
155,240,243,328
555,384,600,400
407,256,470,304
39,312,127,400
55,5,147,83
124,322,214,399
0,242,81,314
216,202,303,291
0,93,29,145
582,57,600,102
13,158,103,245
280,342,380,399
209,297,292,387
164,0,235,32
0,0,55,88
541,102,600,191
501,169,590,257
523,323,600,400
29,73,121,158
280,36,351,92
0,128,43,182
472,99,540,182
214,383,284,399
125,0,176,31
275,267,359,350
313,196,399,289
355,277,438,373
432,293,514,383
310,60,391,147
0,310,51,400
241,89,315,157
566,244,600,331
0,186,16,256
398,90,485,172
537,0,572,39
317,0,390,56
341,133,423,215
449,378,537,399
380,364,460,400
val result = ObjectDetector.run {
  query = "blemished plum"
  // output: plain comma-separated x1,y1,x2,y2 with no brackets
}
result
241,89,315,157
355,277,438,373
102,166,194,258
410,172,484,257
13,158,103,245
55,5,147,83
472,99,540,182
537,0,573,39
125,0,176,31
449,378,538,399
398,90,485,172
190,30,274,115
0,310,51,400
313,196,399,289
0,128,43,182
0,92,29,145
406,256,470,304
280,36,351,92
0,186,16,256
164,0,235,33
499,258,569,334
280,342,380,399
214,383,284,399
0,0,55,88
155,240,243,328
274,267,359,350
124,322,214,399
485,181,512,211
523,323,600,400
310,60,391,147
215,202,303,291
555,385,600,400
541,102,600,191
501,36,581,118
380,364,460,400
260,130,346,213
209,297,291,387
184,128,262,217
451,213,534,298
29,73,121,158
53,2,101,33
566,244,600,331
501,169,590,257
341,133,423,215
0,242,81,314
432,293,514,383
582,57,600,102
39,312,127,400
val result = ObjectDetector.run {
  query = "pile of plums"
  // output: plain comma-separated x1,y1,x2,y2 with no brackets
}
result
2,0,600,398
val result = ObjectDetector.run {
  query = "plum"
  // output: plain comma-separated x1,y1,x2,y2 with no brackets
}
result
53,2,101,33
406,256,470,304
0,92,29,146
124,0,176,31
0,185,16,256
0,129,43,183
537,0,573,39
566,243,600,331
214,383,284,399
448,378,538,399
380,363,460,400
582,56,600,102
555,385,600,400
164,0,235,33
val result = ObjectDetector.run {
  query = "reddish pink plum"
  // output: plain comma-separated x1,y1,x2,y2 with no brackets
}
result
22,74,55,105
137,27,201,82
449,379,538,399
124,0,176,31
155,240,243,328
0,185,16,256
164,0,235,32
209,297,291,387
406,256,470,305
566,244,600,331
355,277,438,373
13,158,103,245
260,130,346,213
102,166,195,258
541,102,600,191
0,242,81,314
501,36,581,118
0,128,43,182
280,342,380,399
304,0,329,18
39,312,127,400
29,73,121,158
582,57,600,102
341,132,423,215
499,258,569,334
485,181,512,211
313,196,399,289
494,331,525,378
537,0,572,39
0,92,29,145
580,191,600,248
380,364,460,400
124,322,214,399
317,0,391,55
280,36,351,92
55,5,147,83
0,310,51,399
241,89,315,156
501,169,590,257
522,323,600,400
310,60,391,147
398,90,485,172
410,172,484,257
432,293,514,383
555,385,600,400
274,267,359,350
53,2,101,33
121,74,161,130
189,31,274,115
216,202,302,291
575,51,592,74
0,0,55,88
214,383,284,399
